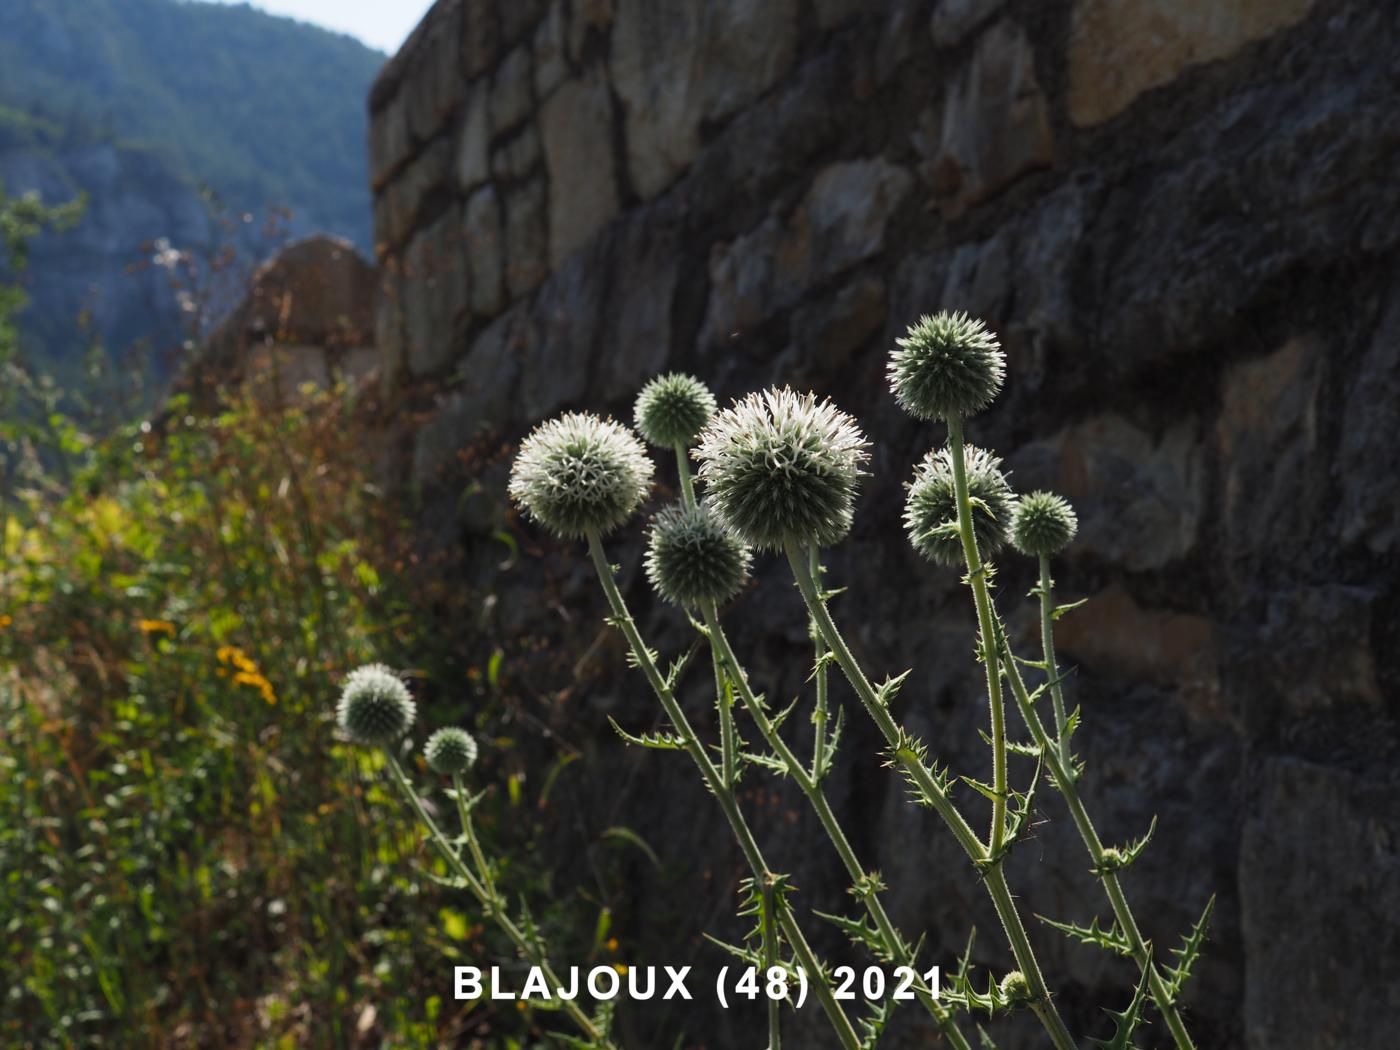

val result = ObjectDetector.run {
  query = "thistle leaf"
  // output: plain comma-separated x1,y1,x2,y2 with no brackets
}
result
875,669,913,710
769,694,802,733
814,909,888,959
1089,968,1151,1049
815,705,846,781
1037,913,1134,957
607,716,688,751
739,750,790,777
1165,895,1216,1001
1052,597,1088,621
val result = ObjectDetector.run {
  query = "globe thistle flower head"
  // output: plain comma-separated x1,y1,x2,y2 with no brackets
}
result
888,311,1005,421
337,663,416,745
695,387,870,551
999,970,1031,1006
1010,490,1078,558
634,373,717,449
644,501,752,608
508,412,654,539
904,445,1013,566
425,726,479,774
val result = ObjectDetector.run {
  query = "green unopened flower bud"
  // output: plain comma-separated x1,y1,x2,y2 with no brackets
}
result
696,387,870,551
425,726,479,774
999,970,1031,1006
888,312,1005,421
634,373,717,449
904,445,1013,566
645,501,751,608
508,412,654,539
1010,491,1078,558
337,663,416,745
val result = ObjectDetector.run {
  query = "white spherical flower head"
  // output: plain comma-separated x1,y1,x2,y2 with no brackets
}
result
508,412,654,539
644,501,752,608
696,387,870,551
634,373,718,448
1010,491,1078,558
888,311,1006,421
337,663,416,745
904,445,1013,566
425,726,479,775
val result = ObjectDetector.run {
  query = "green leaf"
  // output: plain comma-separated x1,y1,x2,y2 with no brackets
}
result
607,715,688,751
1089,968,1151,1049
1036,913,1134,957
599,825,662,870
1165,894,1215,1001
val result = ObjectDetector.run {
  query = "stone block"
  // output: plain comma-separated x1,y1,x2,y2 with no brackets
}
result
540,70,620,268
504,176,548,298
489,44,534,133
463,185,505,318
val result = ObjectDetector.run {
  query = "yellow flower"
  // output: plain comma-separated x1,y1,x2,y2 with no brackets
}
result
137,619,176,637
0,614,12,629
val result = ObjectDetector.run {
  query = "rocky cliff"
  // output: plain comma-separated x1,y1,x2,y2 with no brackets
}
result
367,2,1400,1047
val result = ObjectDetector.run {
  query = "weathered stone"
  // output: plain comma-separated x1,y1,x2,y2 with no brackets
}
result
930,0,1005,47
520,237,608,419
368,90,412,190
497,0,544,45
610,0,799,198
533,1,569,100
1068,0,1317,127
1240,758,1400,1050
1217,339,1324,578
463,185,505,318
922,19,1052,210
1255,585,1383,717
491,124,541,183
403,206,467,376
1054,584,1219,691
1010,414,1204,571
407,1,465,143
504,176,548,298
454,88,491,193
462,0,499,78
568,0,614,62
701,158,909,347
540,70,619,268
786,277,886,380
813,0,864,30
384,138,452,249
597,217,677,402
488,44,534,132
1338,289,1400,554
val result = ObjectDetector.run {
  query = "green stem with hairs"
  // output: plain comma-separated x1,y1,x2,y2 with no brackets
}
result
453,772,496,899
1014,579,1197,1050
809,546,831,781
383,754,609,1046
1037,556,1070,759
946,416,1007,856
587,531,863,1050
702,600,973,1049
785,545,1078,1050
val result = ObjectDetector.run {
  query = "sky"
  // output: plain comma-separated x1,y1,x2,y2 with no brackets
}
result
203,0,436,54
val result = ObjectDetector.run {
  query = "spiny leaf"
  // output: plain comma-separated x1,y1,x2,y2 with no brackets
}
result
875,669,913,710
769,693,802,733
961,775,1006,804
1089,968,1151,1049
739,750,789,777
1052,597,1088,621
815,705,846,782
1165,894,1216,1001
664,638,703,691
1037,913,1133,957
814,909,887,959
857,997,897,1049
607,716,688,751
1100,815,1157,873
701,933,763,969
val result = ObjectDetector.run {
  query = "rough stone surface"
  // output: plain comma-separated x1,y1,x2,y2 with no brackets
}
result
610,0,799,198
1068,0,1318,126
922,19,1053,210
540,70,619,267
365,5,1400,1044
462,184,505,318
488,44,534,133
503,175,548,298
930,0,1005,47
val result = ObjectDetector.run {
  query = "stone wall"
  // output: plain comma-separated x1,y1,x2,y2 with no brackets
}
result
366,2,1400,1047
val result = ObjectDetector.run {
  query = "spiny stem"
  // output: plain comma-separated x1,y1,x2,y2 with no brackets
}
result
809,546,830,782
1010,597,1197,1049
586,531,863,1050
674,441,697,507
453,773,496,899
703,601,973,1050
760,876,782,1050
383,754,607,1045
673,444,739,788
946,416,1007,855
1037,556,1070,761
785,544,1078,1050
